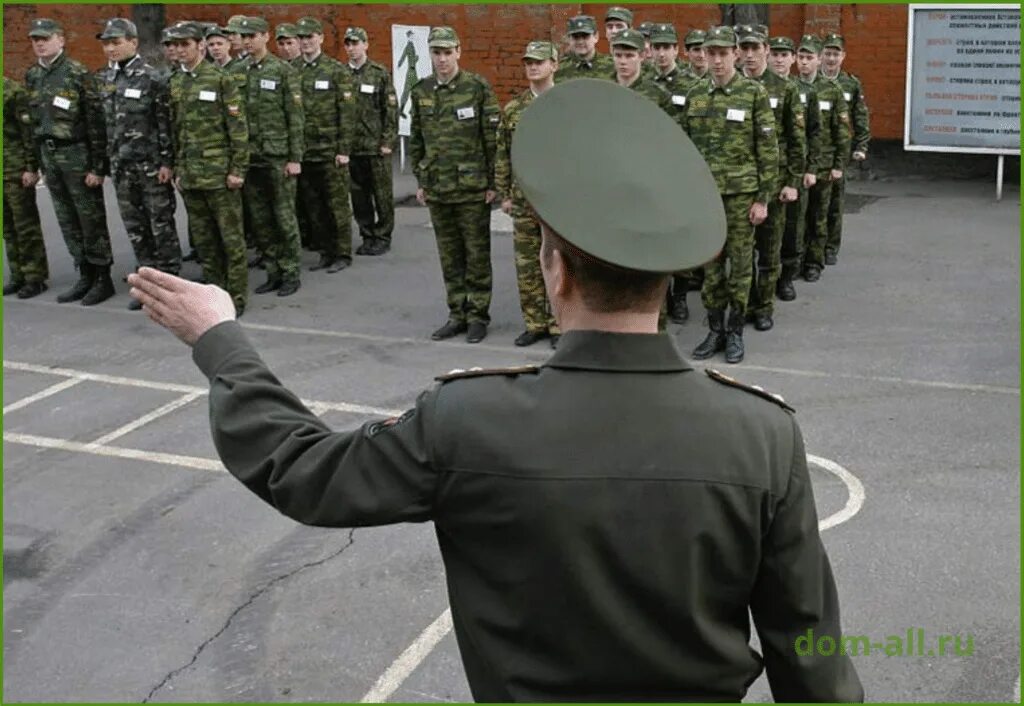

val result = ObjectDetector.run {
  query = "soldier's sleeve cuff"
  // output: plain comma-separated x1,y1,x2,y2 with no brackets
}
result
192,320,255,381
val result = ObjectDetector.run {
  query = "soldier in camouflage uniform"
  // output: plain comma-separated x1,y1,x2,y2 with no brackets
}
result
293,16,356,273
680,26,778,364
611,29,674,116
344,27,399,256
275,24,301,62
554,16,614,83
410,26,500,344
25,17,116,306
821,32,870,265
683,29,709,80
225,15,250,65
96,18,182,310
166,22,249,314
738,26,806,332
603,6,632,49
3,77,49,298
496,40,561,348
237,17,306,296
795,35,850,283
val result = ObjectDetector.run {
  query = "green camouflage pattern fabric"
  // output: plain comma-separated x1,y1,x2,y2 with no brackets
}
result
348,59,398,155
409,69,500,204
681,73,779,204
350,155,394,244
182,187,248,311
3,78,48,284
794,77,823,173
298,162,352,262
494,88,534,204
781,190,807,275
169,60,249,189
701,193,756,313
749,197,786,316
834,71,870,154
826,173,846,260
427,201,493,325
805,179,834,269
746,68,806,190
244,164,302,281
810,74,852,175
652,63,701,117
554,53,615,82
625,75,677,122
295,53,354,160
244,52,305,163
4,78,39,177
38,144,113,266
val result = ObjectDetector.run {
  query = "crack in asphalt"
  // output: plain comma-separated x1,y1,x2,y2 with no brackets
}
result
142,529,356,702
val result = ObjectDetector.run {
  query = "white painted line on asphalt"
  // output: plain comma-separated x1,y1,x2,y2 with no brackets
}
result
809,454,867,532
4,360,204,393
3,377,85,414
87,392,205,447
3,432,224,472
743,363,1019,397
1014,673,1020,702
360,608,453,703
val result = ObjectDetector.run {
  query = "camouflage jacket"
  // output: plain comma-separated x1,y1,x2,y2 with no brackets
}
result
169,59,249,190
494,87,536,204
409,70,500,203
811,73,852,173
347,59,399,155
830,70,870,155
746,68,806,191
792,77,823,176
243,52,304,163
3,78,38,179
218,56,250,98
294,53,355,161
651,64,701,118
622,75,678,124
96,55,173,174
24,51,107,174
681,72,779,203
554,52,615,83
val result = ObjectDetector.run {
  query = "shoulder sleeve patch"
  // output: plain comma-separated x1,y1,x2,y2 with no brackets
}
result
435,365,540,382
705,368,794,412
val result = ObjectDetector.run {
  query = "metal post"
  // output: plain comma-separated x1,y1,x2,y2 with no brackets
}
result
400,136,406,174
996,155,1004,202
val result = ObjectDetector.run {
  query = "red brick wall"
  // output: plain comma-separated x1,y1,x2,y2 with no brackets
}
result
3,3,909,139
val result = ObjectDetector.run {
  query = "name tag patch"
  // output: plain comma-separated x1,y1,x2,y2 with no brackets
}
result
124,88,142,99
726,108,746,122
456,106,476,120
799,93,807,104
769,97,779,108
360,83,375,94
819,100,832,111
843,92,852,101
314,80,330,90
671,95,686,106
260,79,277,91
198,90,217,102
52,96,71,110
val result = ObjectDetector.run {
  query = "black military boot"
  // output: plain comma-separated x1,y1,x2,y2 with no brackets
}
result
776,267,796,301
17,281,47,299
308,254,333,271
4,280,25,296
81,265,115,306
725,310,745,364
57,263,95,303
255,275,282,294
277,279,301,297
691,309,726,360
668,291,689,324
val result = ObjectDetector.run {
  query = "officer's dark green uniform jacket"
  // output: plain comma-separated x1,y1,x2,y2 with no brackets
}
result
192,323,864,702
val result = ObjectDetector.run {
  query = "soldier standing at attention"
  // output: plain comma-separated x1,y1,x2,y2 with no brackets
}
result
495,40,561,349
166,22,249,315
237,17,306,297
3,77,49,299
410,26,500,344
738,26,805,332
603,6,632,49
275,24,301,62
96,18,182,311
293,16,355,274
637,21,655,77
554,16,614,83
344,27,399,257
820,33,870,266
683,29,709,80
224,15,249,65
25,17,115,306
681,26,778,364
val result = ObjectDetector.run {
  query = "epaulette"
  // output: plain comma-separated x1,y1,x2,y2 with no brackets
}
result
435,365,540,382
705,368,794,412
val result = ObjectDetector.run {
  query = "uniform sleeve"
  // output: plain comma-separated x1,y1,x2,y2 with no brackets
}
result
336,67,356,156
222,73,249,178
804,86,823,175
409,83,425,184
850,77,871,155
192,321,440,527
154,74,174,169
82,69,109,176
752,84,779,205
493,102,513,201
479,79,501,190
381,67,399,150
831,87,852,171
782,82,806,190
750,418,865,702
283,64,305,163
12,83,38,173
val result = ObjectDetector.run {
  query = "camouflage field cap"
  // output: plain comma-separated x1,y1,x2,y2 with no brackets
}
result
295,17,323,35
637,21,654,39
610,28,645,51
225,15,248,33
345,27,369,42
237,17,269,35
204,24,229,40
28,18,62,38
511,79,726,273
823,32,845,50
566,15,597,36
275,23,298,39
703,26,738,48
683,28,707,48
166,21,204,41
428,26,459,48
97,17,138,40
523,40,558,61
798,33,823,53
769,36,796,52
605,6,633,25
736,24,767,45
650,23,678,45
160,27,174,44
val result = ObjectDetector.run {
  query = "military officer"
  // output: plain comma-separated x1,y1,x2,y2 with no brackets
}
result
495,40,560,348
237,16,306,296
683,29,709,79
344,26,399,257
293,16,356,273
275,23,301,62
25,17,115,306
410,26,500,344
166,21,249,314
738,26,806,332
3,77,49,299
96,18,182,310
129,78,863,703
680,26,778,364
554,16,614,82
820,32,870,266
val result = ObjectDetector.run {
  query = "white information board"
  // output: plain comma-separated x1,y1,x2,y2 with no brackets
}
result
391,24,432,138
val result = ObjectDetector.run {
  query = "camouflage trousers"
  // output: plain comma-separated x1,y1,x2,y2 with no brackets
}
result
39,142,112,266
826,174,846,258
245,161,302,282
511,205,557,334
3,178,49,283
112,164,181,274
427,199,492,325
748,198,787,316
780,186,807,273
298,161,352,263
804,175,835,269
701,193,755,315
181,187,248,311
350,154,395,245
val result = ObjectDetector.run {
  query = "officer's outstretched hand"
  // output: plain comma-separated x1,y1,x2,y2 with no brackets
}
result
128,268,236,347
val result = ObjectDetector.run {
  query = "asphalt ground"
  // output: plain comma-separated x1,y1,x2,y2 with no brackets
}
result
2,173,1020,702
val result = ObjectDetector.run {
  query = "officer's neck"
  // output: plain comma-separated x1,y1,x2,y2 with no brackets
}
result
558,307,660,335
349,56,367,70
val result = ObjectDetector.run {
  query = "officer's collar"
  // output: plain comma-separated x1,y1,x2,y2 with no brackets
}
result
543,330,693,373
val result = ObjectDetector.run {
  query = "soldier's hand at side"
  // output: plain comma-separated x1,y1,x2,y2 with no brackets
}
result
284,162,302,177
158,167,173,184
803,173,817,189
21,171,39,188
830,169,844,181
226,174,244,190
501,198,513,215
128,267,236,347
416,187,427,206
485,190,497,205
749,202,768,226
84,172,103,188
852,150,866,162
380,146,393,156
335,154,350,167
779,186,798,203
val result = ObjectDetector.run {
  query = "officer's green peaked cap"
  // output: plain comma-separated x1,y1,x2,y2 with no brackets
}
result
511,80,726,273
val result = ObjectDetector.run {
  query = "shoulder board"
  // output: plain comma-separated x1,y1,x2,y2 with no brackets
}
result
412,75,434,91
705,368,794,412
435,365,540,382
